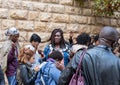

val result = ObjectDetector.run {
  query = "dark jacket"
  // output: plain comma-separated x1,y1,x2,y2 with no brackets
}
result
19,63,37,85
0,66,5,85
58,45,120,85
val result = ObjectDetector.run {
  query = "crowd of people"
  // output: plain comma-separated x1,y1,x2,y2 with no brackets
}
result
0,26,120,85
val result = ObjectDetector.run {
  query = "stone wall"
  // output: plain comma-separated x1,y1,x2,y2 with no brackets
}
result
0,0,120,50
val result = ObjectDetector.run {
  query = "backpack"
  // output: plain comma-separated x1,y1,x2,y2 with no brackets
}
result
35,62,51,85
16,66,23,85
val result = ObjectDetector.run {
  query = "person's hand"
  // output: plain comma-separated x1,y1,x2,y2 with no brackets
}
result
55,62,64,71
12,42,16,48
34,66,39,72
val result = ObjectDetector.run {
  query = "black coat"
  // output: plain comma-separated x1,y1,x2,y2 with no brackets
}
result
19,63,37,85
0,66,5,85
58,45,120,85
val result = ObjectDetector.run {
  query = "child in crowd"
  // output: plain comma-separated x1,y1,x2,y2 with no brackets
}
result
35,51,64,85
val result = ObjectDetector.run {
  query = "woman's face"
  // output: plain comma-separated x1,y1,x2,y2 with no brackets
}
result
11,34,19,43
29,56,35,64
54,32,61,44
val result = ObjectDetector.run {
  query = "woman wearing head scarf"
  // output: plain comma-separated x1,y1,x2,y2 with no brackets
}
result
1,27,20,85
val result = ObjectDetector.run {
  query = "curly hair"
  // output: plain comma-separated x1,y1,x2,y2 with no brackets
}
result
76,33,91,45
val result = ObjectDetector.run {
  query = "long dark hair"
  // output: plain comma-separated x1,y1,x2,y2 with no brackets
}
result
49,28,66,48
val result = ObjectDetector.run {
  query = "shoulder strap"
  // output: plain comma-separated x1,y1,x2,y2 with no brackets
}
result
75,48,87,76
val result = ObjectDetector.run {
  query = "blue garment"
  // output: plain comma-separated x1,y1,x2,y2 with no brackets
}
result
32,51,42,69
7,74,17,85
35,59,61,85
43,44,70,66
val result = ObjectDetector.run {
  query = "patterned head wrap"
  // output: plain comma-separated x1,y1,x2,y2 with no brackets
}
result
5,27,19,36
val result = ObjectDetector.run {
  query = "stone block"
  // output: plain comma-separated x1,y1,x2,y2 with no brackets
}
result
41,0,59,3
10,10,28,20
87,17,95,25
52,14,69,23
28,11,39,20
102,18,110,26
0,30,6,41
59,0,73,6
19,31,28,42
82,8,92,16
34,22,46,31
7,0,22,9
111,19,117,26
46,22,66,32
32,2,47,11
67,24,79,32
2,20,15,30
65,6,80,14
48,4,65,13
22,1,33,10
90,25,102,34
39,12,52,22
79,25,91,33
16,20,34,31
0,9,8,19
70,15,88,24
95,17,103,24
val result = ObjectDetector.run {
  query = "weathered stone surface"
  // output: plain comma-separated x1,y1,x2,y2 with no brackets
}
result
16,20,34,31
22,1,33,10
102,18,110,26
52,14,69,23
82,8,92,16
67,24,79,32
0,30,6,41
46,22,66,32
48,4,65,13
70,15,88,24
19,31,28,42
90,25,102,34
88,17,95,25
79,25,91,33
41,0,59,3
65,6,80,14
32,2,47,11
111,19,118,26
39,12,52,22
28,11,39,20
34,22,46,31
7,0,22,9
0,9,8,19
10,10,28,20
59,0,73,6
0,0,119,49
2,20,15,30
